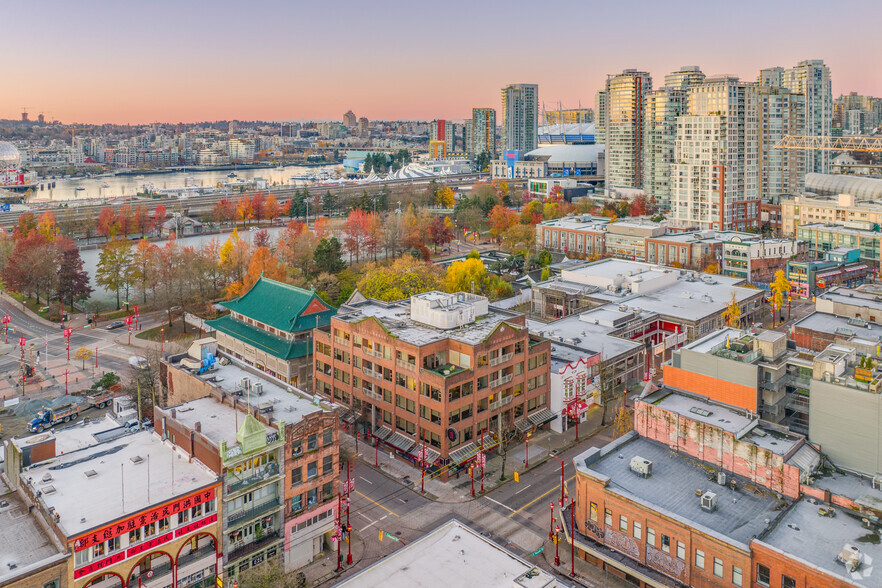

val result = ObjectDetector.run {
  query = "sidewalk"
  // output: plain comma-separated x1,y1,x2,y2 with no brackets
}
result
298,529,367,587
343,406,608,503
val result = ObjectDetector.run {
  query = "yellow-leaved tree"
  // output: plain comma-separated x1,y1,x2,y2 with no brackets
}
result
723,291,742,327
356,257,443,302
770,269,791,327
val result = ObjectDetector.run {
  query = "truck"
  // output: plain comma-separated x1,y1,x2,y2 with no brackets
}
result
27,404,79,433
86,389,115,409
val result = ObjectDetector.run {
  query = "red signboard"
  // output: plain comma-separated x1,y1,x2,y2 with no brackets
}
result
73,486,216,552
175,513,217,538
73,551,126,579
126,531,173,558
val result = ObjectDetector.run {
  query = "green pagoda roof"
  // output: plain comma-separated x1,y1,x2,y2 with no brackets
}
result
218,276,336,333
206,314,313,360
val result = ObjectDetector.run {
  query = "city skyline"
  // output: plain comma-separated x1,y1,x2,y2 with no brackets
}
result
3,0,881,124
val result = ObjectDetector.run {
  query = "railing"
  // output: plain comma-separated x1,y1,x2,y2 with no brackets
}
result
363,388,383,403
131,561,173,586
228,531,280,562
363,348,385,359
396,360,416,372
177,544,218,568
362,367,383,380
489,374,513,388
225,463,280,494
334,336,350,346
489,396,514,411
226,497,282,526
490,353,514,367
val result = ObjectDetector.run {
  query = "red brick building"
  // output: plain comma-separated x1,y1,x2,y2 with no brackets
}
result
314,292,552,478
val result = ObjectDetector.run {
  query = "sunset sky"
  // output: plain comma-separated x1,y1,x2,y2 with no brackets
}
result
3,0,881,124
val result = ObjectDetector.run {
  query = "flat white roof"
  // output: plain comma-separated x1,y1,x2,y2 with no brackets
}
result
25,430,217,537
167,396,271,448
334,519,567,588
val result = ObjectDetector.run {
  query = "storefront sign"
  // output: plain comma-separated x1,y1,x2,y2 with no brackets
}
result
74,551,125,579
266,431,279,444
73,487,216,552
176,513,218,538
126,531,173,558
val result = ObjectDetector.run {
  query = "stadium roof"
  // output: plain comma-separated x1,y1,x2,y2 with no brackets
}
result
525,144,604,164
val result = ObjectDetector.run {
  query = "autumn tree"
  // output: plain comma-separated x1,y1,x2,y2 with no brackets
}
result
265,194,281,224
236,196,252,228
435,185,455,208
226,247,287,299
36,211,58,240
501,224,536,256
13,212,37,240
130,239,159,303
96,238,135,309
152,204,167,233
118,204,134,237
770,269,791,326
219,229,251,284
343,208,371,263
427,217,454,253
313,216,331,240
723,291,742,327
629,193,649,217
520,200,544,225
212,198,234,224
97,207,119,239
251,192,266,223
3,231,55,303
56,238,92,311
443,258,487,294
357,257,442,301
253,228,271,249
488,205,518,238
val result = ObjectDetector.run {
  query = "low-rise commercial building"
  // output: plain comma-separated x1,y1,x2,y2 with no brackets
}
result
782,192,882,236
206,276,336,390
15,429,221,588
314,291,552,479
335,519,568,588
160,339,340,575
720,236,804,282
796,222,882,267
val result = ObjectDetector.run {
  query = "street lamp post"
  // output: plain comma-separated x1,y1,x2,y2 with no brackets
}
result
65,369,68,395
63,328,72,361
160,328,164,354
553,456,565,506
549,502,554,539
479,430,485,494
525,434,529,469
554,525,561,566
18,336,26,396
1,314,10,343
336,492,342,572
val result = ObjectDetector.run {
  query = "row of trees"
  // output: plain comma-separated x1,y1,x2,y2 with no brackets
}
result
0,211,92,313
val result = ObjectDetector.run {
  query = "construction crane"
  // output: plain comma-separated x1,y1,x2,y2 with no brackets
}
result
66,127,88,147
775,135,882,152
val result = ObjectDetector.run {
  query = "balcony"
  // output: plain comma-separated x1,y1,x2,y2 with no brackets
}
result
363,348,384,359
363,388,383,403
489,353,514,367
177,544,218,568
334,336,350,346
226,497,282,527
227,531,281,563
131,561,173,587
489,396,513,411
225,463,280,495
396,360,416,372
362,367,383,380
489,374,513,388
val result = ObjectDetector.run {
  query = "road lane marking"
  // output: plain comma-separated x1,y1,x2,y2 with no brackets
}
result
485,496,516,513
354,490,400,518
358,513,388,532
396,498,407,503
515,484,532,495
508,476,576,518
359,476,373,484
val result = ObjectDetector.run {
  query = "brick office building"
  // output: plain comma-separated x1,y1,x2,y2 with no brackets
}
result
314,291,552,478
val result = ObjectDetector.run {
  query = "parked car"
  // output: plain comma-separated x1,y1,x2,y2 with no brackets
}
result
105,321,125,330
129,356,149,370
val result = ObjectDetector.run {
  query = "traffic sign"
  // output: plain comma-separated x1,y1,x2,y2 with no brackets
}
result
475,452,486,469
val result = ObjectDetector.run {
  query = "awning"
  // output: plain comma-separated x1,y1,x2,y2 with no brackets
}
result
514,419,534,433
479,431,498,451
340,409,357,425
385,432,416,453
413,446,441,465
449,443,477,465
528,408,557,426
373,426,392,441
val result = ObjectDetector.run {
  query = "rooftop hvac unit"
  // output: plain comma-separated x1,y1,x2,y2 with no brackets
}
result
717,472,727,486
254,383,264,396
701,491,718,512
629,456,652,477
837,544,863,573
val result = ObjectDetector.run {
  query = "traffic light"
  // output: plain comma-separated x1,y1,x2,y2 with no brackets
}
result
514,472,520,482
379,529,384,541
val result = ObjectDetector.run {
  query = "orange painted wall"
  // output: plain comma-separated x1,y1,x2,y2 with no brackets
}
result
662,365,758,412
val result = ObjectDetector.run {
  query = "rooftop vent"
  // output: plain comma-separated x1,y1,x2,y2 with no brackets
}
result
254,383,264,396
42,485,56,495
41,473,53,483
84,470,98,479
689,407,712,417
6,562,16,570
700,491,718,512
130,455,144,464
629,456,652,477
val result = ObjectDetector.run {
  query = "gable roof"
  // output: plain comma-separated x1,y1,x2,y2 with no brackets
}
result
218,276,336,333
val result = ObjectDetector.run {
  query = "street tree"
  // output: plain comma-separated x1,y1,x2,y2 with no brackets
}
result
313,237,346,274
356,257,442,301
56,238,92,311
96,238,135,309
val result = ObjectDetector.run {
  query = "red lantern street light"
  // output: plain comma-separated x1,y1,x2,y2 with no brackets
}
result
63,328,73,361
18,336,26,396
549,502,555,539
554,525,561,566
1,314,10,343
